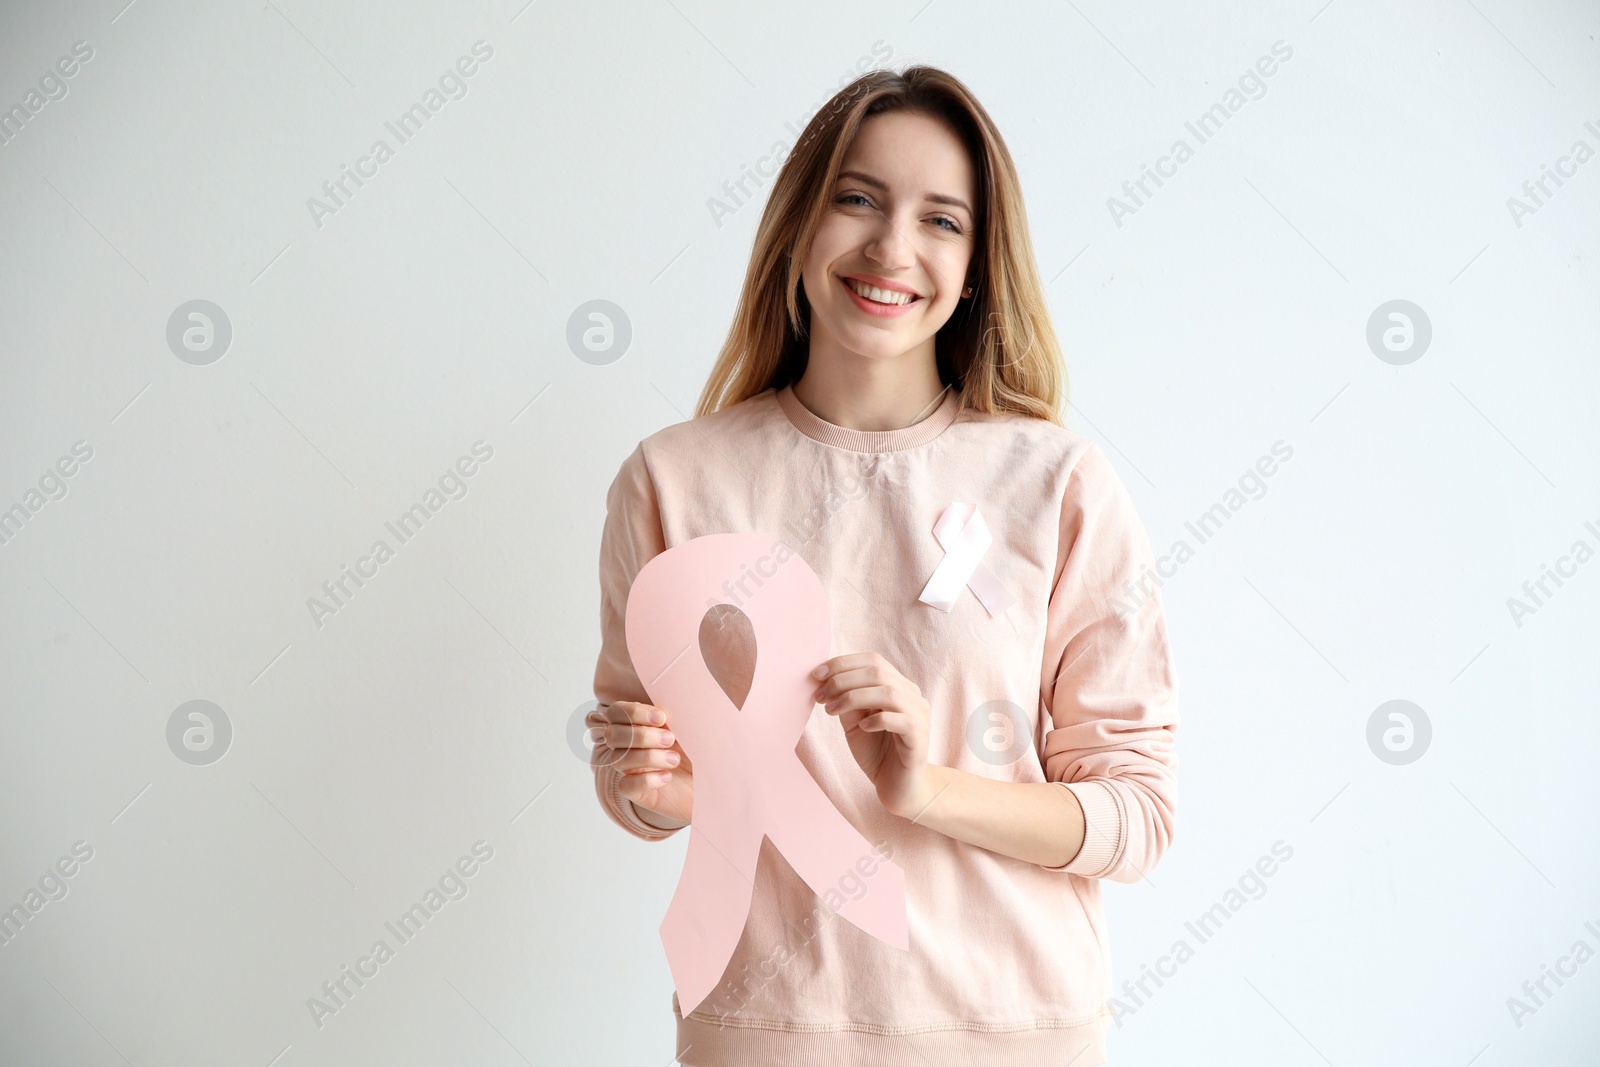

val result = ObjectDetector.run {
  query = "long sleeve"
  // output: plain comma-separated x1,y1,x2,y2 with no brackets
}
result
1036,442,1179,882
589,442,684,842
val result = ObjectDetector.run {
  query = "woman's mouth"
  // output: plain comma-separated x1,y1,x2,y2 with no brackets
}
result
840,276,921,317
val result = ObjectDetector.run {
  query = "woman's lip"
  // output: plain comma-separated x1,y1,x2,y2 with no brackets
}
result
840,276,921,317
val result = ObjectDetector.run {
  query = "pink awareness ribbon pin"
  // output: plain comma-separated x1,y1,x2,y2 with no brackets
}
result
623,533,910,1016
916,501,1017,616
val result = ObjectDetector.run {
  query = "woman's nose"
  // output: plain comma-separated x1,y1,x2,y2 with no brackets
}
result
862,215,916,265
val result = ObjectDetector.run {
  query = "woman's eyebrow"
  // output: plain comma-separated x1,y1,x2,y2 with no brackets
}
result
836,169,972,214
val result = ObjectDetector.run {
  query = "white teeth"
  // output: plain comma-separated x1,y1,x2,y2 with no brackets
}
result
847,279,915,305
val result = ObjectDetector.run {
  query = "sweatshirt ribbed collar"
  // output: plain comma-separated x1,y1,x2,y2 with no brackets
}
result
775,383,961,453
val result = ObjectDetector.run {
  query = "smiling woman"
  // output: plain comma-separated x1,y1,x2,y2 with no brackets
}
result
696,70,1065,426
590,65,1179,1067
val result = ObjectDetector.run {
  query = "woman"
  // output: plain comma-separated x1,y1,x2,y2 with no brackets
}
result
588,65,1179,1066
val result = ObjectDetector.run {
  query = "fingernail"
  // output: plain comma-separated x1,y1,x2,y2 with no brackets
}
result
811,665,827,679
661,732,674,746
666,752,680,765
650,710,664,725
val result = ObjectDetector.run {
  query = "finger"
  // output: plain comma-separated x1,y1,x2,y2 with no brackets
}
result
819,665,892,701
602,723,676,750
812,652,876,684
813,666,874,702
602,700,666,727
838,710,876,738
823,685,896,716
811,652,883,682
618,770,674,798
859,710,910,734
614,747,682,774
600,700,639,725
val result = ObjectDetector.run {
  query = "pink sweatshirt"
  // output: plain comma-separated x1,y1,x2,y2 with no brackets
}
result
589,383,1179,1066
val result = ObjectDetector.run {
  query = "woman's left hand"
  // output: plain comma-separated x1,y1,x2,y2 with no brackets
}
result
811,652,936,820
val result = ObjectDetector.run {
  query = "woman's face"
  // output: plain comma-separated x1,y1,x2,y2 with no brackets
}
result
800,110,978,366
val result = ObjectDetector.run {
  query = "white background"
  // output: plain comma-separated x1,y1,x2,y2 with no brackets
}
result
1,1,1597,1064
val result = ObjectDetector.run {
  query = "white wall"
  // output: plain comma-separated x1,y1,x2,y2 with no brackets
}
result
1,1,1596,1063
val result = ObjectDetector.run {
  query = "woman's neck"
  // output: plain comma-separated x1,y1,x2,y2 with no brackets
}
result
790,361,949,432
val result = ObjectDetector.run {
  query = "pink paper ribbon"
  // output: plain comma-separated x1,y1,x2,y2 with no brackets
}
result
624,533,910,1016
917,502,1017,616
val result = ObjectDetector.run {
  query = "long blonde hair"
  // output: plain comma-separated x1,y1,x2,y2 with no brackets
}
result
694,65,1066,424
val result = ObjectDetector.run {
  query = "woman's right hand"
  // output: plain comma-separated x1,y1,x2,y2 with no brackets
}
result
594,700,694,825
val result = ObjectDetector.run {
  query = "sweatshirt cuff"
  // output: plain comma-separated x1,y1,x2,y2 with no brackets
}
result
1039,780,1126,876
601,762,684,841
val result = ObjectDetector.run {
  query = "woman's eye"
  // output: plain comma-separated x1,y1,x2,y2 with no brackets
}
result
836,193,962,234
